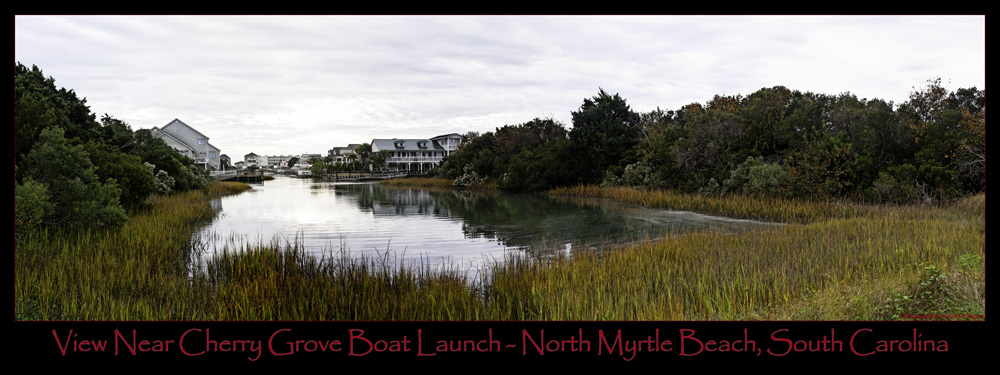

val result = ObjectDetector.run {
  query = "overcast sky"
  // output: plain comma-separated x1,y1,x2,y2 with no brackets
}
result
14,15,985,162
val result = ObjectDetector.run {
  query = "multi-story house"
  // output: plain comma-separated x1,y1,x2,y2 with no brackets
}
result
244,152,260,167
150,119,222,171
370,133,462,172
328,144,361,164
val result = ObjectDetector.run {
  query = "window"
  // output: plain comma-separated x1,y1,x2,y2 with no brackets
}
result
210,151,217,159
198,139,206,145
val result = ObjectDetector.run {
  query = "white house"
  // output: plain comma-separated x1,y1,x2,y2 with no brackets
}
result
370,133,463,172
244,152,260,167
150,119,222,171
328,144,361,164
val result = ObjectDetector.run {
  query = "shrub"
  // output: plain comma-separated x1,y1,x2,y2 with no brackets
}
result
722,156,788,196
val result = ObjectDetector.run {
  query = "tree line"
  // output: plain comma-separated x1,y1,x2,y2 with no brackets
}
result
15,63,212,233
436,82,985,204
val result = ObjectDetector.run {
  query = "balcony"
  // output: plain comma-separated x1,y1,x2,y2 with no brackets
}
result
386,156,443,163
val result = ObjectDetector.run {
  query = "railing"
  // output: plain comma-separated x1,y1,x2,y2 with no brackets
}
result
386,157,443,163
211,170,262,181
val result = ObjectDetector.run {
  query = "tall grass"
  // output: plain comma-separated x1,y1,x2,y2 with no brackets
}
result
15,189,218,320
210,181,253,195
15,182,984,321
380,177,498,190
379,177,455,188
548,185,874,224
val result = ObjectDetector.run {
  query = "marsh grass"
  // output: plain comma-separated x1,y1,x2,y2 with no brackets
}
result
380,177,498,191
210,181,253,195
15,182,984,321
380,177,454,188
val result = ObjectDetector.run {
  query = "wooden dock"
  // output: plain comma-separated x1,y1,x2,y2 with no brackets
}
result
213,170,264,183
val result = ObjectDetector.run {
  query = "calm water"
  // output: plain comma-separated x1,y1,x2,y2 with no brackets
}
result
193,177,775,273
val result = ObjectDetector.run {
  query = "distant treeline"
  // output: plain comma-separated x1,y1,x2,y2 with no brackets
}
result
436,83,985,204
15,63,213,233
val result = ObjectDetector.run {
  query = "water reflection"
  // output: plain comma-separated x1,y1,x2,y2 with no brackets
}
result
194,177,776,272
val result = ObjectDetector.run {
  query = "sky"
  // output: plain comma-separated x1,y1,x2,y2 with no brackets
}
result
14,15,985,163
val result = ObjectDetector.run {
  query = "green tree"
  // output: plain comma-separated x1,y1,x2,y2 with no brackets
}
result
371,150,390,172
785,134,859,198
84,141,155,209
569,89,641,184
356,143,372,171
498,138,578,192
22,127,127,228
15,63,101,147
721,156,789,196
311,158,327,176
15,178,54,237
131,129,208,192
14,92,57,176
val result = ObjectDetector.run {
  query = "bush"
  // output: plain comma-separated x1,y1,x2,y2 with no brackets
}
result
722,156,789,196
15,179,53,235
621,161,660,187
22,126,127,229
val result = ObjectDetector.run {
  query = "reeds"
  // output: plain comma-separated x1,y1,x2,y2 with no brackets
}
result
15,189,218,320
380,177,455,188
209,181,253,195
380,177,498,190
548,185,870,224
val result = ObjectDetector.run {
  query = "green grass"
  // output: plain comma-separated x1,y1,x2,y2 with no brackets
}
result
210,181,253,195
15,183,984,321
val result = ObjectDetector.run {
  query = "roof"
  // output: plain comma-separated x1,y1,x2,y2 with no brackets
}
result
154,118,220,151
161,119,211,140
431,133,462,140
151,128,192,150
371,138,445,152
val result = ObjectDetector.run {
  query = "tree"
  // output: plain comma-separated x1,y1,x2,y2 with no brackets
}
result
956,108,985,190
84,141,155,209
311,158,327,176
356,143,372,170
21,127,127,228
740,86,794,155
785,134,859,198
371,150,390,172
15,63,101,147
131,129,208,192
569,89,641,184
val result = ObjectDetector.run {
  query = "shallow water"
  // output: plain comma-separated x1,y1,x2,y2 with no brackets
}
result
193,177,775,273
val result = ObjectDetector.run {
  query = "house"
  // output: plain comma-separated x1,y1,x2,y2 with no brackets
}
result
328,144,361,164
150,119,222,171
245,152,260,167
260,154,292,168
370,133,463,172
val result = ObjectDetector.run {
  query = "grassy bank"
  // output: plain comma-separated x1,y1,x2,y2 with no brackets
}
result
15,183,983,320
380,176,498,190
379,177,455,188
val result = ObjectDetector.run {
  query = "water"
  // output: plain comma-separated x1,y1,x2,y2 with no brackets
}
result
193,177,775,274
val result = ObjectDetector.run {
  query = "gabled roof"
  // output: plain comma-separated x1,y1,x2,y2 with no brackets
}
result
151,128,194,151
154,118,220,152
371,138,446,151
161,118,211,140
